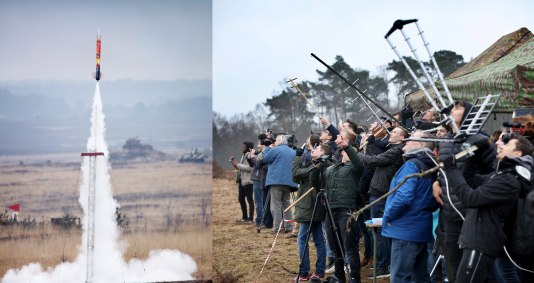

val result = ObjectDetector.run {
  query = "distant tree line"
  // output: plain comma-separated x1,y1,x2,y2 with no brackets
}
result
213,51,465,169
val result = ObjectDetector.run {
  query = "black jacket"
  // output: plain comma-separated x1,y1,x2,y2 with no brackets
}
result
438,134,495,222
445,155,532,257
358,143,404,197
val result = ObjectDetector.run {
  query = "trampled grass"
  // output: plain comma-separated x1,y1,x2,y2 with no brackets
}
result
212,175,389,283
0,159,212,280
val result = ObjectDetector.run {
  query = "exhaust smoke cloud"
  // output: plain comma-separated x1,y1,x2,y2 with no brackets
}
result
2,84,196,283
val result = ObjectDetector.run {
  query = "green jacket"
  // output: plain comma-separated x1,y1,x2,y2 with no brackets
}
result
312,146,364,210
293,156,326,222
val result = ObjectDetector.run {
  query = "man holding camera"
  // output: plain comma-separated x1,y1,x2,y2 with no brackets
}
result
262,134,298,233
312,128,364,283
292,139,332,282
357,126,408,278
249,140,266,228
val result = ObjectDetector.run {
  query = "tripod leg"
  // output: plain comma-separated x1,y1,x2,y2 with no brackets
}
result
323,196,349,282
258,188,271,233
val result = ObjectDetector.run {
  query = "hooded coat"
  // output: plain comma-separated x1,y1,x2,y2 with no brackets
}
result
382,148,438,243
445,155,533,257
438,101,496,221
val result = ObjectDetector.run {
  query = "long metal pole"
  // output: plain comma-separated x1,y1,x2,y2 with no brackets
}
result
384,19,461,135
287,78,321,117
399,28,447,108
310,53,407,132
384,37,442,113
86,155,96,283
415,21,454,105
343,80,390,134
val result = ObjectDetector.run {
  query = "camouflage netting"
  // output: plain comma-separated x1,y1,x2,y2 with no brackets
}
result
406,27,534,112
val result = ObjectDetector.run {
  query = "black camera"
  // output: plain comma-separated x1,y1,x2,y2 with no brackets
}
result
285,134,298,148
258,129,275,146
503,121,526,135
503,121,524,128
312,154,331,166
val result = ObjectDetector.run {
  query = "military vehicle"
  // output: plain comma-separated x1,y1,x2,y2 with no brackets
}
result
179,148,206,163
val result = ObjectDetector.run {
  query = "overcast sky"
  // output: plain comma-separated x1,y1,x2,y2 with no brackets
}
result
213,0,533,117
0,0,212,82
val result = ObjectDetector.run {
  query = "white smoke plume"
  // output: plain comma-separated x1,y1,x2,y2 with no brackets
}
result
2,83,196,283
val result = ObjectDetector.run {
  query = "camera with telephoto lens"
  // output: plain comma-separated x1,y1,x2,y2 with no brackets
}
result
503,121,526,134
312,154,331,168
503,121,524,128
258,129,275,146
284,134,298,148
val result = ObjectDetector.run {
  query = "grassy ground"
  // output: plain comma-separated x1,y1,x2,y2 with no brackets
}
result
212,175,390,283
0,159,212,280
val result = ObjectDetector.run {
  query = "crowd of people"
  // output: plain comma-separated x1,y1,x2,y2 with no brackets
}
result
230,101,534,283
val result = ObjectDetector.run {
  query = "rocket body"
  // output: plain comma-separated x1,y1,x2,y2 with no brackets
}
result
95,29,101,81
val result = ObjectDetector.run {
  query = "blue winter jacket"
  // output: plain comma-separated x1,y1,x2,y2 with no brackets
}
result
262,144,298,189
382,148,437,243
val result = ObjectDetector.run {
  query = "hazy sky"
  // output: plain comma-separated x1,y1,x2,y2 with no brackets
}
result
0,0,212,82
213,0,533,117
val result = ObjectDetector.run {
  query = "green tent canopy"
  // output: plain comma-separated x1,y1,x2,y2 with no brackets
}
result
406,27,534,113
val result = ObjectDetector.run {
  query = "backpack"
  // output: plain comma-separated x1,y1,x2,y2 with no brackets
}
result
506,165,534,257
509,180,534,256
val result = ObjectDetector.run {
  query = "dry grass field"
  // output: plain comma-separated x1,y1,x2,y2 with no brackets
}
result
212,174,390,283
0,157,212,280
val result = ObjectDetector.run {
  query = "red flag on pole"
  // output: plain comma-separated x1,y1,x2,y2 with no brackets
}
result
7,203,20,212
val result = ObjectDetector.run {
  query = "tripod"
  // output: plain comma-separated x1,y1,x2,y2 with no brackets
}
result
257,185,273,233
295,165,350,283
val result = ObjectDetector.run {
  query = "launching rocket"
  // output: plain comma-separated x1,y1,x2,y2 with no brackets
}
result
94,28,101,81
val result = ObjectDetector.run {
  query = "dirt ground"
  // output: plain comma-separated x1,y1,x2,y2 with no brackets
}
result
212,176,390,283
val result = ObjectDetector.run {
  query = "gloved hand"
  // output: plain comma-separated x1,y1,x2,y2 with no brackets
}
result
464,140,496,173
440,155,457,170
401,105,414,120
477,144,496,173
366,135,376,145
295,148,304,157
440,103,454,115
465,135,490,152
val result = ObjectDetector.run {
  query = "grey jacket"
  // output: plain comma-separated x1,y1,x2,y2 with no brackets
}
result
236,153,253,186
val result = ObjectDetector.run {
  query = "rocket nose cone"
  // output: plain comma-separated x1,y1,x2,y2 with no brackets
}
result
97,28,101,39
